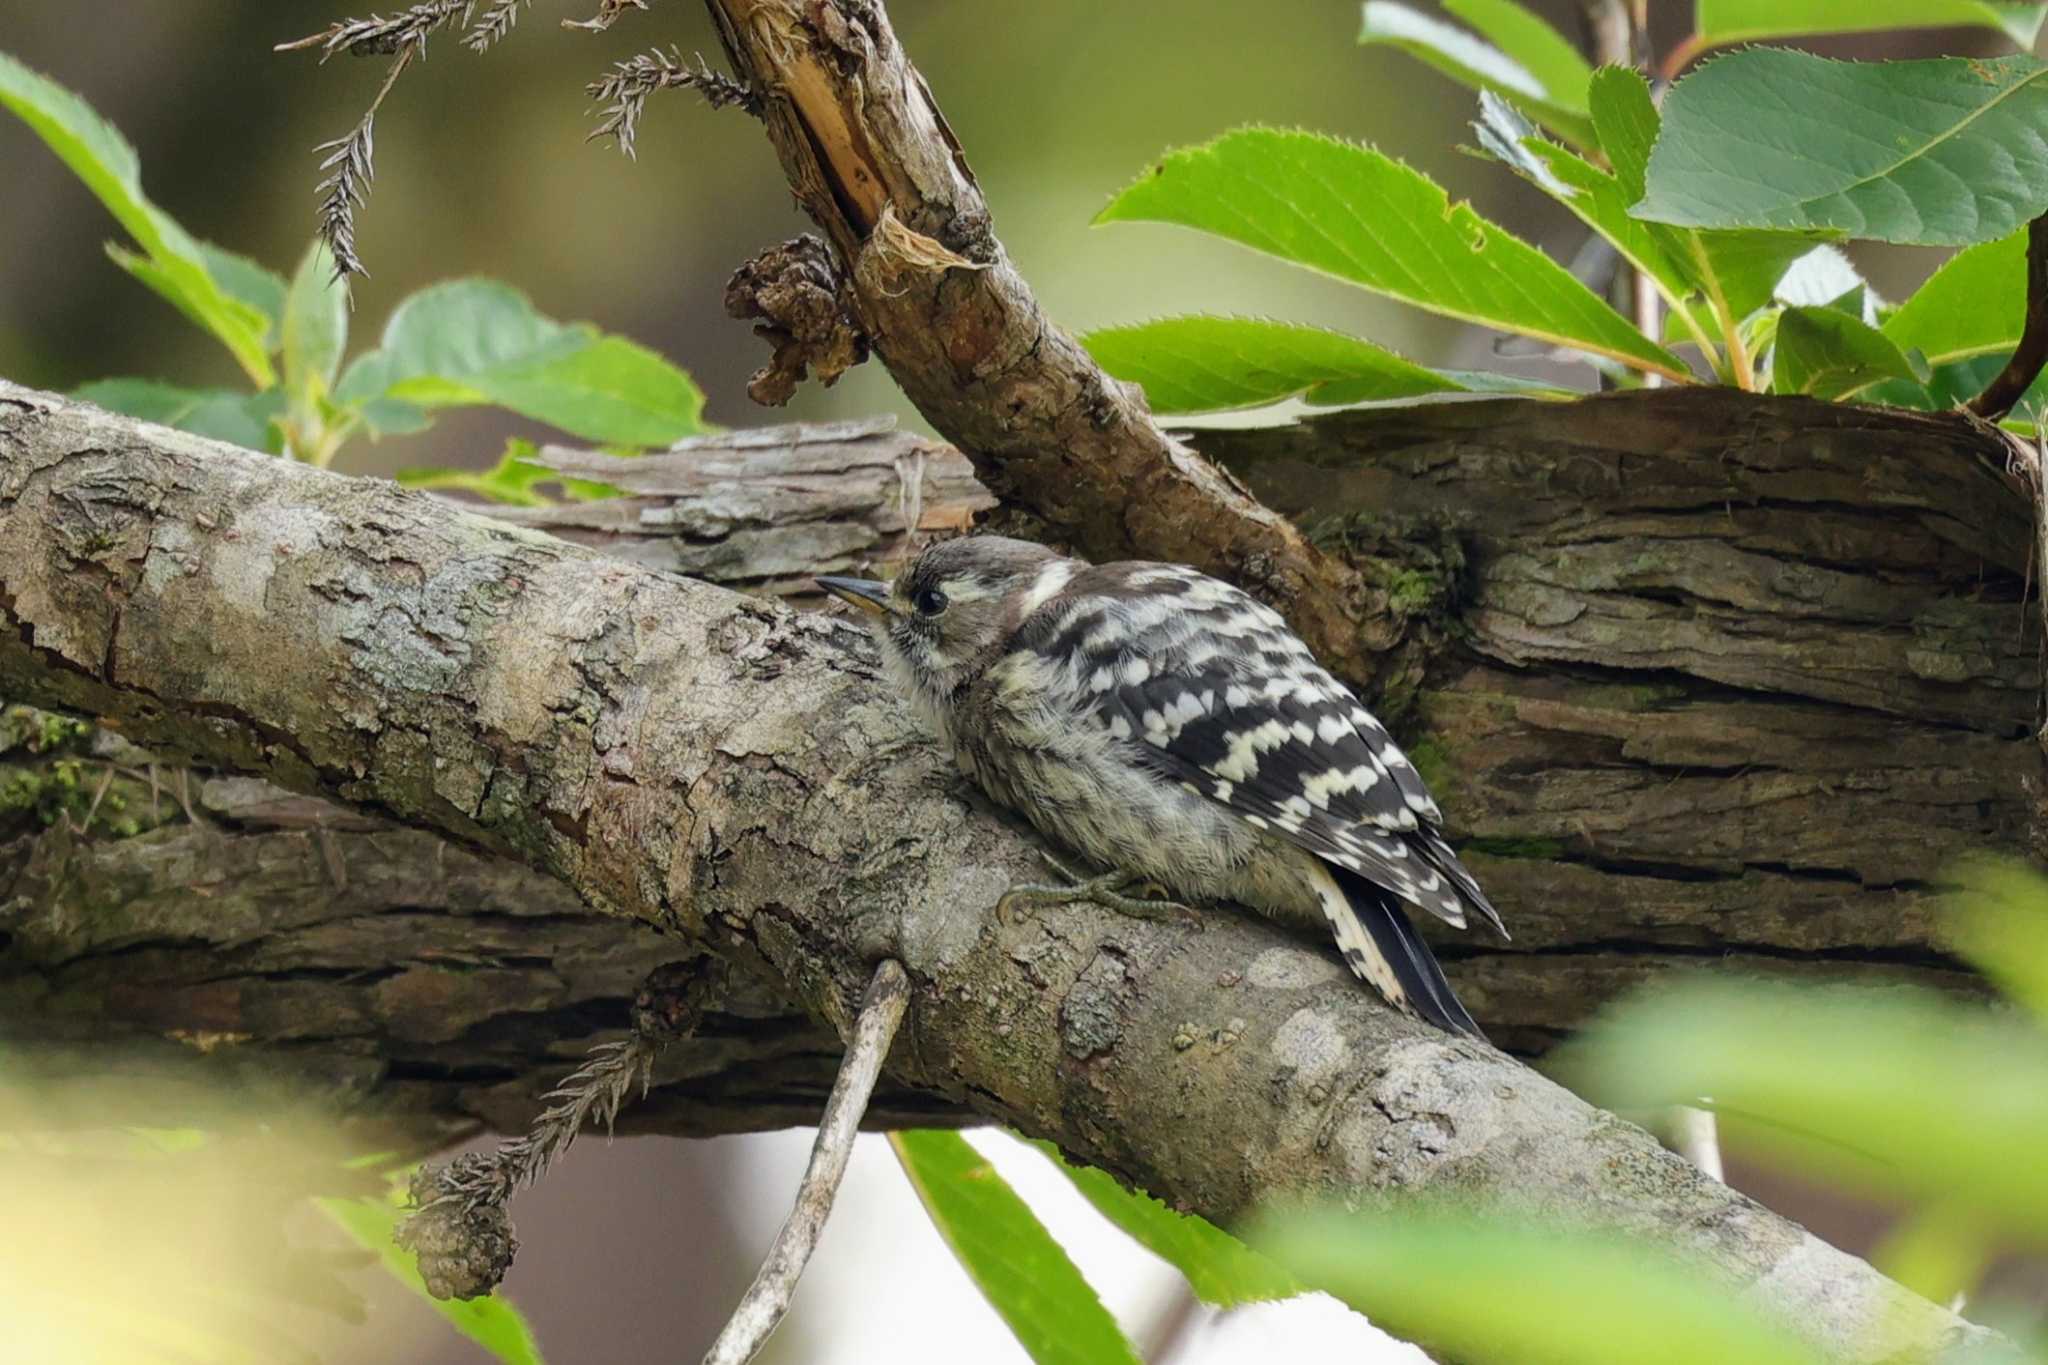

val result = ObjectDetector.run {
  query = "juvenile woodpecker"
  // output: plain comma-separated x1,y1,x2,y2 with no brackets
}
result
819,536,1504,1038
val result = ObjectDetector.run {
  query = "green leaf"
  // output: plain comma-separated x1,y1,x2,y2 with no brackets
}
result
1359,3,1595,148
1084,316,1474,412
1564,977,2048,1247
1883,228,2029,368
399,439,620,506
1443,0,1593,111
1639,52,2048,247
321,1189,545,1365
891,1131,1142,1365
1029,1141,1302,1308
337,280,705,447
1693,0,2047,50
1592,66,1828,325
197,243,288,353
1947,860,2048,1023
1097,127,1685,379
1771,306,1923,398
283,240,349,393
1259,1211,1820,1365
0,51,275,387
75,378,284,453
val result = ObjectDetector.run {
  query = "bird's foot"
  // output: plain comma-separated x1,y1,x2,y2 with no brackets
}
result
996,853,1201,929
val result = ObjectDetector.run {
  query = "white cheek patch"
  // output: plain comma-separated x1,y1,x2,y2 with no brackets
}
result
1015,560,1076,617
937,576,995,606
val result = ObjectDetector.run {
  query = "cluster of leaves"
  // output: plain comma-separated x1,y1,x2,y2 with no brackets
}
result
0,49,704,502
1084,0,2047,422
890,859,2048,1363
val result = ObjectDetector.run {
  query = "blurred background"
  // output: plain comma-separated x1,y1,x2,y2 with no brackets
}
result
0,2,2026,1362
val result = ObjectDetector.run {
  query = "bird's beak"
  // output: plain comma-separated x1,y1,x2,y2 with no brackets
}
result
816,575,896,617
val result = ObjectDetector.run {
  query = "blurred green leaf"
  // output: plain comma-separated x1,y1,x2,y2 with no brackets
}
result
1864,350,2047,413
1443,0,1592,110
1566,976,2048,1246
1692,0,2047,49
1359,2,1595,148
891,1131,1142,1365
75,378,284,453
1947,860,2048,1022
1030,1141,1302,1308
1772,306,1924,398
283,241,349,395
1639,52,2048,247
399,439,619,506
196,244,288,354
321,1187,545,1365
1084,316,1477,412
1884,228,2029,368
1871,1204,1994,1305
1098,127,1684,378
0,51,276,387
337,280,705,447
1258,1210,1819,1365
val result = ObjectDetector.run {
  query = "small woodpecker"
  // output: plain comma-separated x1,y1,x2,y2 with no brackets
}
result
819,535,1505,1038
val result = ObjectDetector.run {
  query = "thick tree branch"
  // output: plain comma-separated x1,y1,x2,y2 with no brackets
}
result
0,381,2008,1362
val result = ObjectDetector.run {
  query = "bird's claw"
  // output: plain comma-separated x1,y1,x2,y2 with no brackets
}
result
996,855,1200,930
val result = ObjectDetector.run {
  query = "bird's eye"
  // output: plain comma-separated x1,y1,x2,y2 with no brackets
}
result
913,587,949,617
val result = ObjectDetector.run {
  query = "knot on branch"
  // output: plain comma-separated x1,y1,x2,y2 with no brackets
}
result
725,236,871,407
397,1158,521,1300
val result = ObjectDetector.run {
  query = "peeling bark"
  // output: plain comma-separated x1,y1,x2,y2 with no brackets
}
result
0,381,2016,1363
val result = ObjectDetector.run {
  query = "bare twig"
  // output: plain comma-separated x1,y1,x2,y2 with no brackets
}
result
586,46,758,156
1968,214,2048,421
276,1,476,61
702,959,911,1365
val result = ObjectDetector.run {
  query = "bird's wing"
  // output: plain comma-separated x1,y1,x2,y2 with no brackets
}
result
1019,564,1503,935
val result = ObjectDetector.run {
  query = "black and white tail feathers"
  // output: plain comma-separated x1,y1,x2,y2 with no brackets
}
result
1314,862,1486,1040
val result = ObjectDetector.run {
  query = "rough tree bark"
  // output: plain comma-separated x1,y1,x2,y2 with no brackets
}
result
0,381,2018,1363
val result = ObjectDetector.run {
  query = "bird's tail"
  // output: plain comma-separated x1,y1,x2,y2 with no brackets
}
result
1317,862,1487,1041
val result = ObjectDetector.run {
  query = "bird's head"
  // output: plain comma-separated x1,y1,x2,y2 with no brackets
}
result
818,535,1069,715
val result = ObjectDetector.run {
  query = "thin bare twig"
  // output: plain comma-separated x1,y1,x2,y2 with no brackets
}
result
587,46,758,157
702,959,911,1365
1968,214,2048,421
277,1,476,61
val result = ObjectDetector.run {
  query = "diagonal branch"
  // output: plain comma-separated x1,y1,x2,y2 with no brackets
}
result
0,380,2009,1364
696,0,1397,689
1967,213,2048,422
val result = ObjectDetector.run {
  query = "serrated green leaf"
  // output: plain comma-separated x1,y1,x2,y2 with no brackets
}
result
1029,1141,1302,1308
1693,0,2047,50
1083,316,1470,412
1592,66,1828,329
1359,3,1595,147
321,1189,545,1365
1564,977,2048,1246
283,240,349,393
1259,1211,1821,1365
1883,228,2029,367
1640,52,2048,247
891,1131,1141,1365
197,243,288,354
1098,127,1684,379
0,51,275,387
1771,306,1922,398
1473,93,1714,352
337,280,704,447
75,378,284,453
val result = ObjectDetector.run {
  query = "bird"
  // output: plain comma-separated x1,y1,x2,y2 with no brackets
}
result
817,535,1505,1038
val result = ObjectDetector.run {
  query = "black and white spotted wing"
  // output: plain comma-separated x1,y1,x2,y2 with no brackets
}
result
1018,562,1505,937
